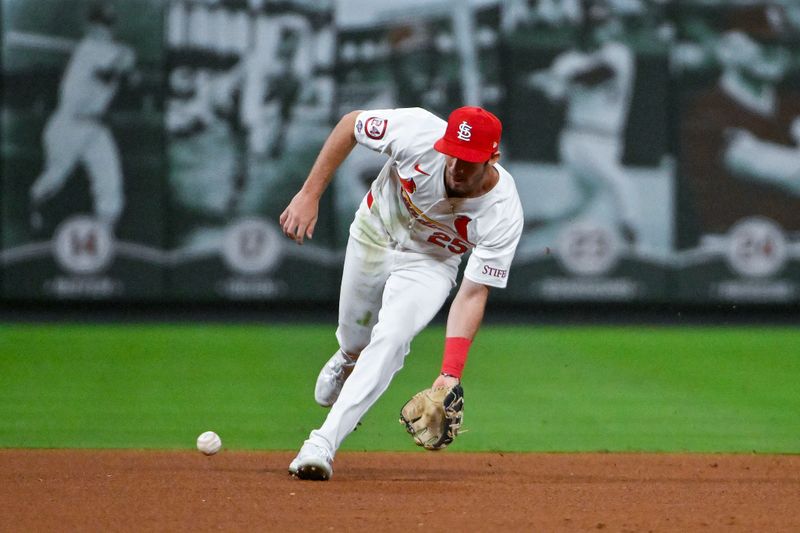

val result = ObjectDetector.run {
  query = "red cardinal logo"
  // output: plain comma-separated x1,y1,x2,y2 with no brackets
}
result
399,176,416,194
454,215,471,241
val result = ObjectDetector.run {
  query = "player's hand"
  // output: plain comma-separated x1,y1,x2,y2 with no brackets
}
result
279,190,319,245
431,373,460,389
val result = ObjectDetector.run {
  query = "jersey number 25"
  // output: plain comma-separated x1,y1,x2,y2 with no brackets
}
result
427,231,468,254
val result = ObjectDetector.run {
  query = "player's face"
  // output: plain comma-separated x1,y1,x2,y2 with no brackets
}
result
444,156,487,197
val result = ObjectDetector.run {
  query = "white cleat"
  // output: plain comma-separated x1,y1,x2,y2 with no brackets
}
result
288,442,333,481
314,349,356,407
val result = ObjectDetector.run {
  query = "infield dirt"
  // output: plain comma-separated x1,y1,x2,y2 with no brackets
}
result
1,450,798,532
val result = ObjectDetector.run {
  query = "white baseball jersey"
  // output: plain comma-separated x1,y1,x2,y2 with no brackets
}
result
353,107,524,288
561,41,634,136
59,36,130,118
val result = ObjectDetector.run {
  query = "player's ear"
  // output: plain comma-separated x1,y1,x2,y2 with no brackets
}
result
488,151,500,165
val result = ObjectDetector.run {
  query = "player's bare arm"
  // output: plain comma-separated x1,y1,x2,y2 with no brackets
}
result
432,278,490,389
279,110,361,244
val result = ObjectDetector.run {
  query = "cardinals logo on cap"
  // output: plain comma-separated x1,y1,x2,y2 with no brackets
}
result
434,107,502,163
456,121,472,141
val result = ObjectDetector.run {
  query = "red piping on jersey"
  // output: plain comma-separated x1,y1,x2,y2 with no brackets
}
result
366,190,374,209
399,188,475,247
454,216,471,241
398,176,416,194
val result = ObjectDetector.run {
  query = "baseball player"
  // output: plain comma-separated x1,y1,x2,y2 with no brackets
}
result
527,4,639,243
714,33,800,196
281,106,524,480
29,2,135,231
679,26,800,239
209,25,305,215
239,26,303,161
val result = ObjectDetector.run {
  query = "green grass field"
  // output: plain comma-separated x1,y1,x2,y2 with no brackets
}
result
1,323,798,453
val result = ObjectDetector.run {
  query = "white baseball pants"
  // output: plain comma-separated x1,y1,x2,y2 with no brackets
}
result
560,128,638,227
307,204,458,457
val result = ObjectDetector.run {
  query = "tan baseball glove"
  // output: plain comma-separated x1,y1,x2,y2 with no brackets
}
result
399,384,464,450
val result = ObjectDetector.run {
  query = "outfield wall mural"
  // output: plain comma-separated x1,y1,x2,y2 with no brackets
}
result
2,0,799,305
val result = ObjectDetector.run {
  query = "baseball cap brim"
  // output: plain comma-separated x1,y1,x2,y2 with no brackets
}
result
433,137,493,163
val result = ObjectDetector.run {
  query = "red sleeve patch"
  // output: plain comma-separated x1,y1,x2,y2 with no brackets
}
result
364,117,388,140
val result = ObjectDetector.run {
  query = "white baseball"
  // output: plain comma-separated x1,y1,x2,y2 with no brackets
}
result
196,431,222,455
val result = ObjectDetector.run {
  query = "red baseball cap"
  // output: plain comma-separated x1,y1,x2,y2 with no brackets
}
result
434,106,502,163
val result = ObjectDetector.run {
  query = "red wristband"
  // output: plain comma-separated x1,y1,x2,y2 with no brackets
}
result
441,337,472,378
